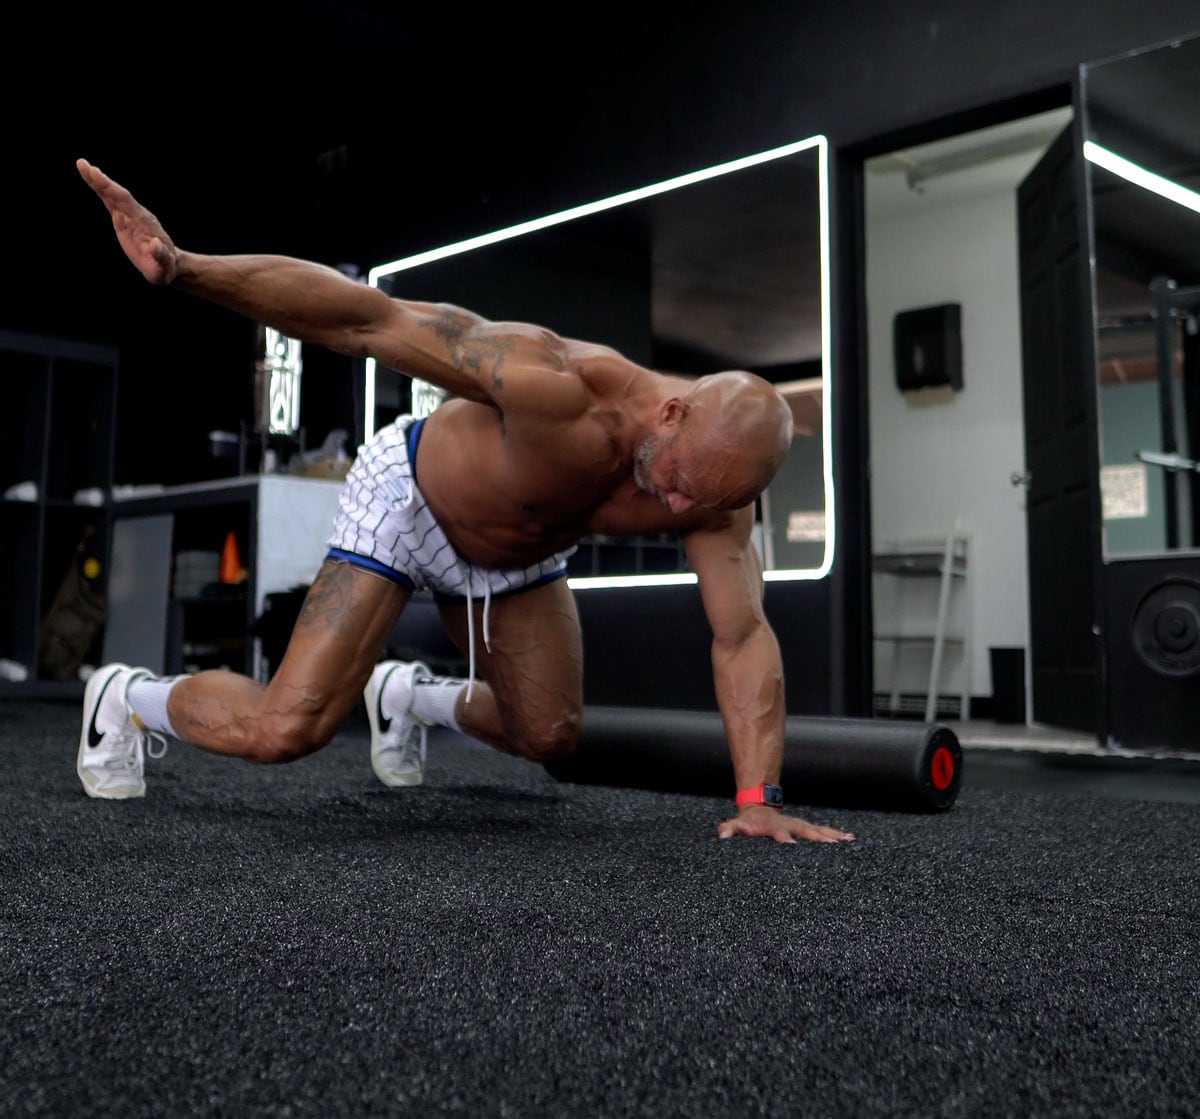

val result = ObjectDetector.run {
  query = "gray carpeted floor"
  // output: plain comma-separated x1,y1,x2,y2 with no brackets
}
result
2,700,1199,1117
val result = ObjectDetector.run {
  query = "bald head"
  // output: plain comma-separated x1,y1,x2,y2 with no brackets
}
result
679,370,794,505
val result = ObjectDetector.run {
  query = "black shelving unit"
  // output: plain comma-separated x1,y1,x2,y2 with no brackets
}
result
111,481,257,678
0,331,118,699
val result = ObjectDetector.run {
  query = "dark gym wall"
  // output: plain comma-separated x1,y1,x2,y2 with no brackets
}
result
575,582,833,713
7,1,1200,716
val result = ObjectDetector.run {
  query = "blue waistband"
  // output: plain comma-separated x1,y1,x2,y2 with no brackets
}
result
406,416,426,486
326,547,416,592
430,567,568,605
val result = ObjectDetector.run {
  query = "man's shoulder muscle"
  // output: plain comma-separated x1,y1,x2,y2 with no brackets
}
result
474,322,593,418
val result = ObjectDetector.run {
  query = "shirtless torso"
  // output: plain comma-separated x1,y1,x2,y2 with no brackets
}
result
415,340,729,570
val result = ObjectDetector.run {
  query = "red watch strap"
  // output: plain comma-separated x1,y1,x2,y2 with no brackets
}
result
735,784,772,808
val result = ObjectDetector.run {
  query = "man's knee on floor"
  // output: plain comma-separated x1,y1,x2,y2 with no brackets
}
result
510,706,581,763
244,708,340,765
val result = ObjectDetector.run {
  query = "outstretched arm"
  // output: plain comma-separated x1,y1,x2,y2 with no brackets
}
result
76,159,585,414
684,506,855,844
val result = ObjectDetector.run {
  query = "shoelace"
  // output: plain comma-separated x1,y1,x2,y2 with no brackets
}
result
122,671,169,760
101,727,168,771
121,725,169,759
380,711,424,772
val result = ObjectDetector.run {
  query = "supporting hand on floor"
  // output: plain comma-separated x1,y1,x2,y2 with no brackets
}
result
716,805,856,844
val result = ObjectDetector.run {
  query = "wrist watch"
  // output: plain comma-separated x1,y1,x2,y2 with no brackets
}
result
735,783,784,809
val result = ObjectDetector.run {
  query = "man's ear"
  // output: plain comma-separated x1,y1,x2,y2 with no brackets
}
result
660,397,688,427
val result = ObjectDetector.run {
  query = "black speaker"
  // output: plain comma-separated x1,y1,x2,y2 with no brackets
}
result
1104,558,1200,751
894,303,963,392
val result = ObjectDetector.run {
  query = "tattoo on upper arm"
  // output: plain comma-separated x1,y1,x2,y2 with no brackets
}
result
422,308,515,391
296,559,362,637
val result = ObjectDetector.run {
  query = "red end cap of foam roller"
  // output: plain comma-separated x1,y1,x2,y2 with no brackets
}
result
930,745,955,791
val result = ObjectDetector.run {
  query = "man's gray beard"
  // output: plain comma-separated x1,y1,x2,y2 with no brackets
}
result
633,433,663,495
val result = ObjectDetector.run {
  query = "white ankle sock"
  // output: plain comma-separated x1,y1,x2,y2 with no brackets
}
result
409,673,466,732
127,674,183,738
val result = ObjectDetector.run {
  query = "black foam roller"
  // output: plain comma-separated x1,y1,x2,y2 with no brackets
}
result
544,706,963,812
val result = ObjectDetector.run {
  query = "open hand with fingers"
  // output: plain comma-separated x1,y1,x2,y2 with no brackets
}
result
76,159,179,285
717,804,856,844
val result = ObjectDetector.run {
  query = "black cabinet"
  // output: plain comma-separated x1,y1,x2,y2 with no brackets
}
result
0,331,118,697
107,484,257,679
104,475,343,682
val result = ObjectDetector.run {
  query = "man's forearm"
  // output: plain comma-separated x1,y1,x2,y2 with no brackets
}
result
173,251,390,354
712,624,787,791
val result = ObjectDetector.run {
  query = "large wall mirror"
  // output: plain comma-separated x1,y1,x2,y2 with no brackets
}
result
363,137,832,587
1082,33,1200,557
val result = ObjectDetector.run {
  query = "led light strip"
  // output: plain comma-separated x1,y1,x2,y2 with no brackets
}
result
1083,140,1200,215
767,132,834,584
367,135,827,286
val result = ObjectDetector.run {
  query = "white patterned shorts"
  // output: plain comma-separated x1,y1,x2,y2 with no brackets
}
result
326,415,575,603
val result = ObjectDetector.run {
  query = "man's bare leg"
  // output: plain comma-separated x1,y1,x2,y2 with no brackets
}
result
433,577,584,763
166,559,409,762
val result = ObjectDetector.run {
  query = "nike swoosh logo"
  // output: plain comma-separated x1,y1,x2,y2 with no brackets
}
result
377,665,401,734
87,672,120,748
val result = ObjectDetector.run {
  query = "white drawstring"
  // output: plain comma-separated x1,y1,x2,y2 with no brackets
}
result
465,581,475,702
462,570,493,703
483,580,492,653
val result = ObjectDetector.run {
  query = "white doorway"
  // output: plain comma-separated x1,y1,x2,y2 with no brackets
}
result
864,105,1074,723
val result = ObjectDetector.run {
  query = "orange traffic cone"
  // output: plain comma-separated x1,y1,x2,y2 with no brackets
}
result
220,531,244,584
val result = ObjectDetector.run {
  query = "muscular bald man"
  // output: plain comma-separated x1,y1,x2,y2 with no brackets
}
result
74,158,854,845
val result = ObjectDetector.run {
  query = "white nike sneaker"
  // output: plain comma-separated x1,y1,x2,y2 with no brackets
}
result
365,660,430,787
76,663,167,799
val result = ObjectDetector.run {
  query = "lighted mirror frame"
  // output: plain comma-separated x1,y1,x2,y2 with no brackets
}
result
1083,141,1200,215
364,135,834,588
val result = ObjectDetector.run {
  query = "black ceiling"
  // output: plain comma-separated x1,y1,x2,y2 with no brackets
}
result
9,1,1200,367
